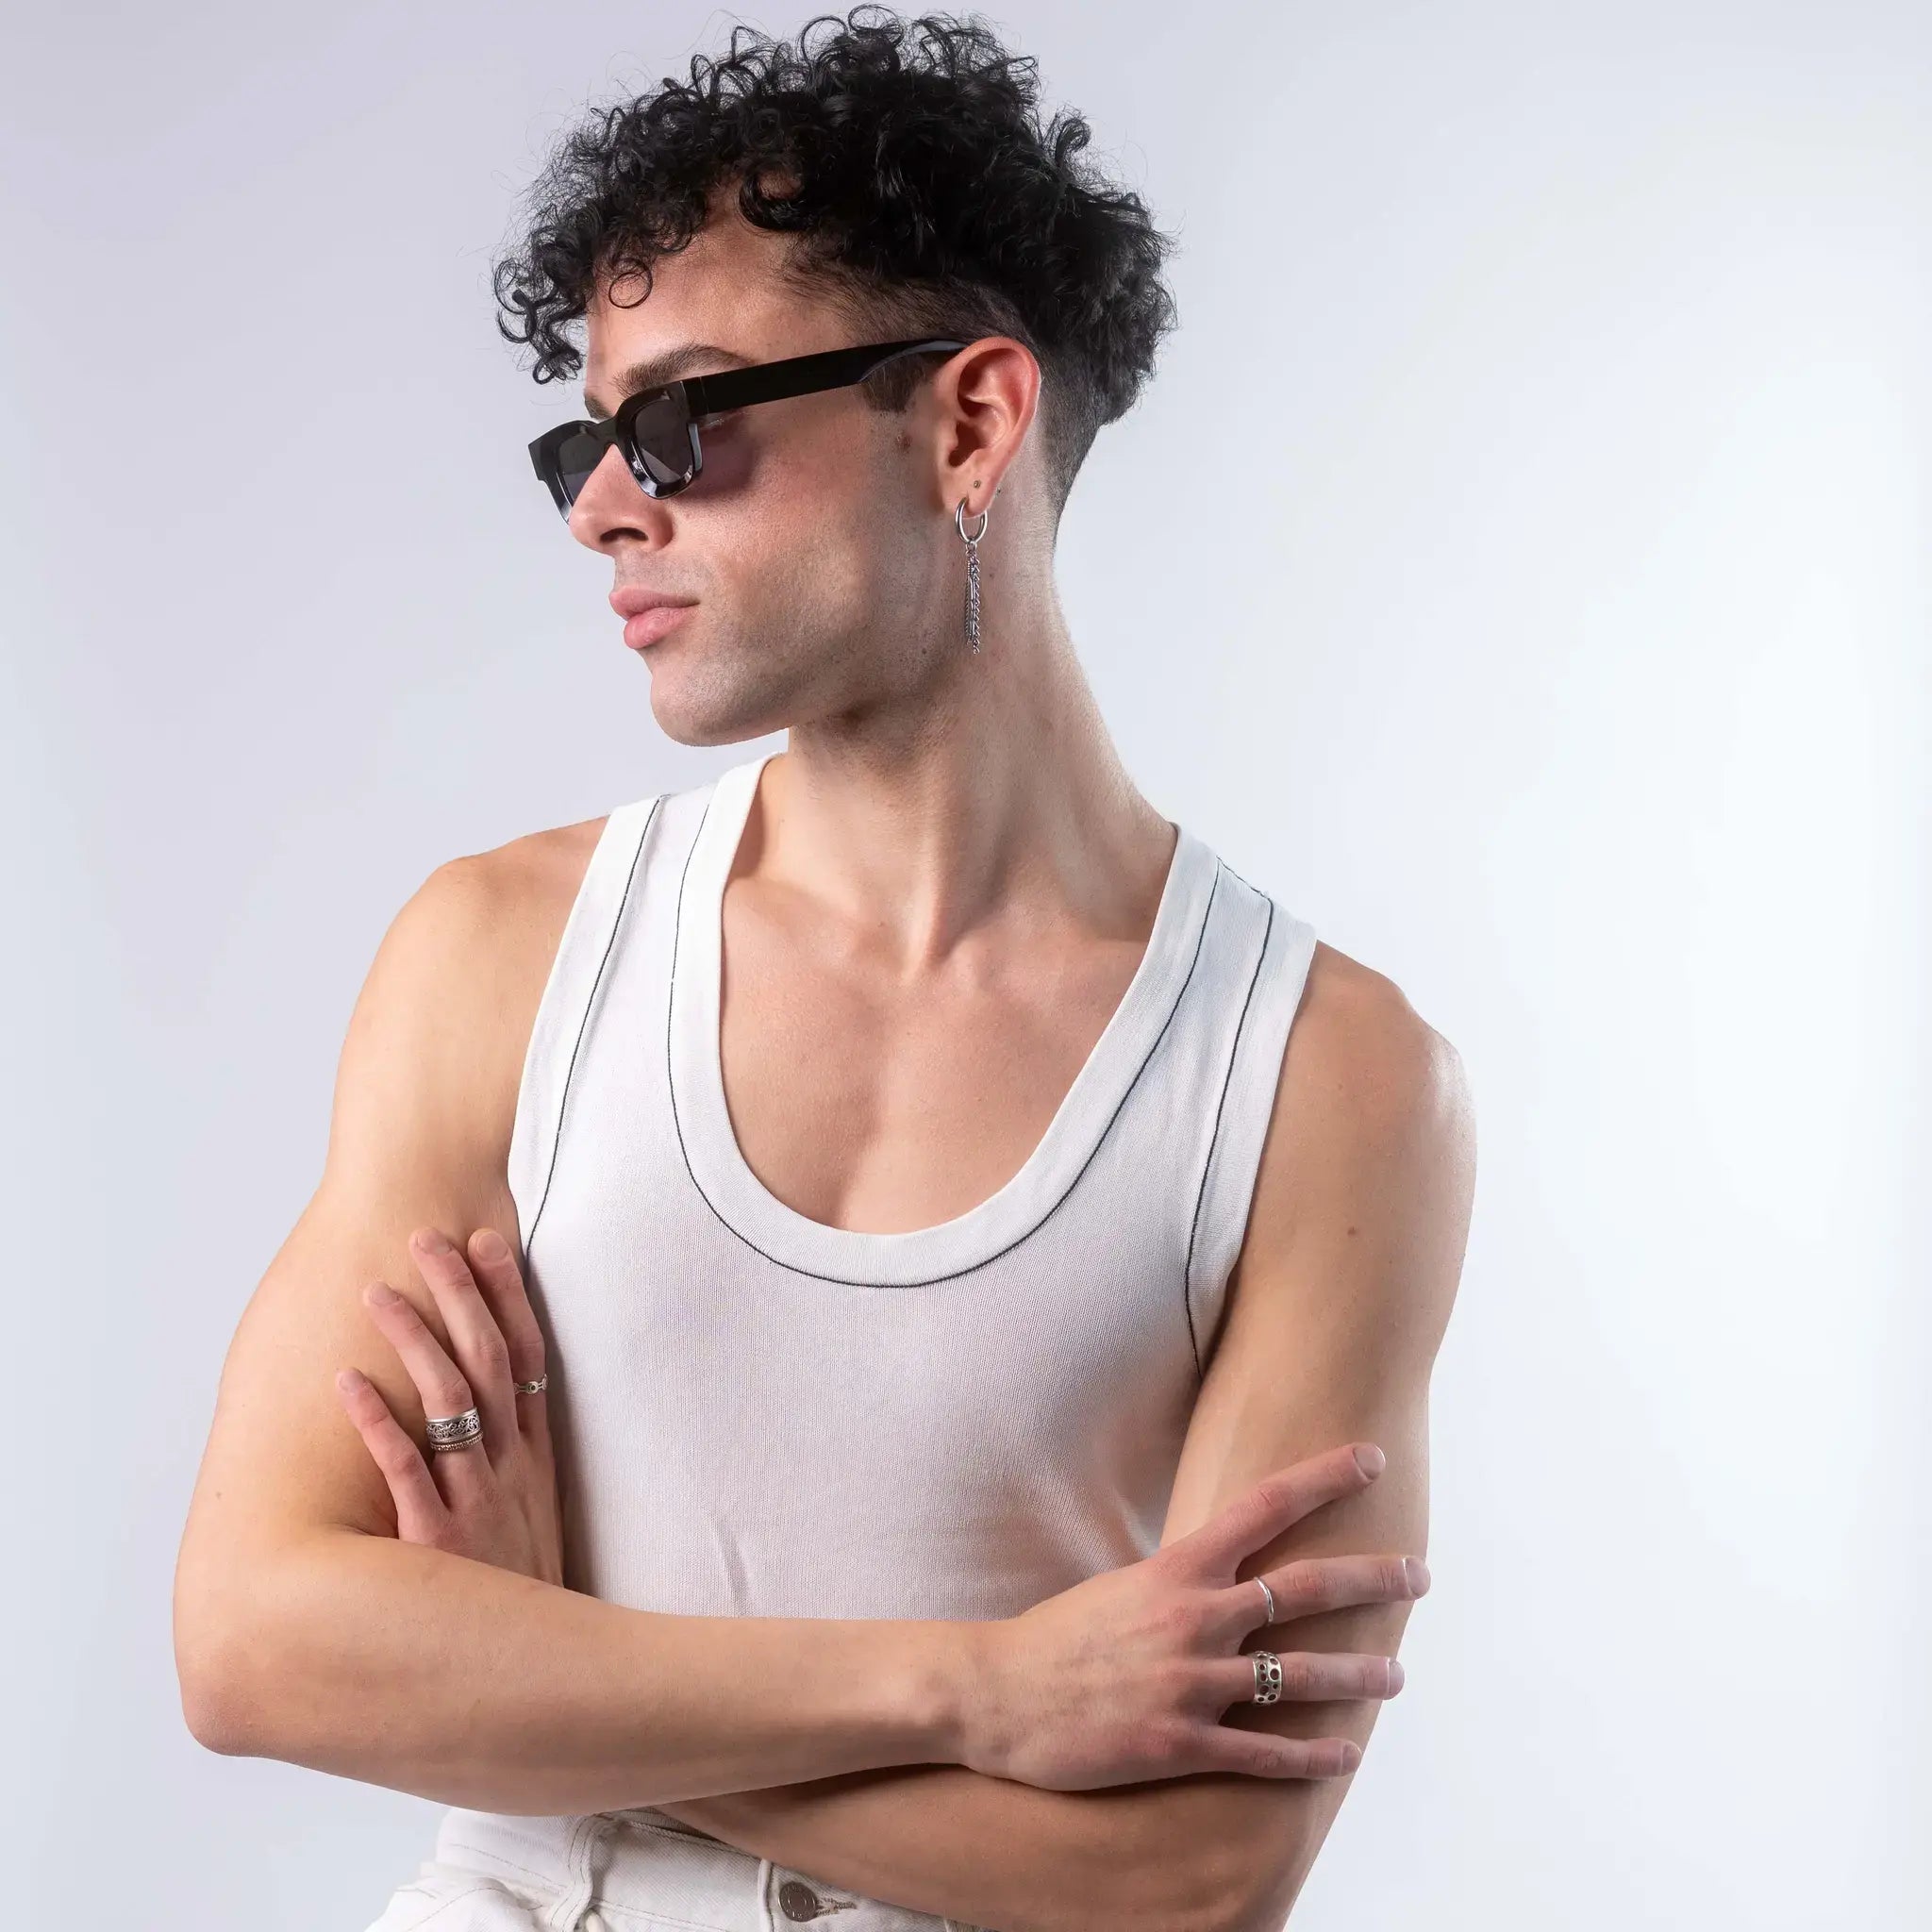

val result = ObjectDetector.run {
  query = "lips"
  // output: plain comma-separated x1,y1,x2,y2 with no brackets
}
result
623,604,695,650
609,586,697,650
608,586,695,618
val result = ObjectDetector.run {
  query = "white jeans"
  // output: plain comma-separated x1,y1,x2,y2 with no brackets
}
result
361,1805,992,1932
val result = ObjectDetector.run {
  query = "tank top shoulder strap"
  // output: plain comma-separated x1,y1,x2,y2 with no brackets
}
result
1181,863,1320,1367
507,794,663,1256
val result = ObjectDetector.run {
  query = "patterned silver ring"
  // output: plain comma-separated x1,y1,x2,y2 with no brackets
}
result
1250,1650,1284,1705
1254,1574,1276,1624
513,1374,548,1395
425,1407,483,1453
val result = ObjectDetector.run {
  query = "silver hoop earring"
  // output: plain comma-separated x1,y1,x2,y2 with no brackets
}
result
957,492,991,654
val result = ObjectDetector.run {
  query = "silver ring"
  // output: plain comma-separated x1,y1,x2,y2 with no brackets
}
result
513,1374,547,1395
1254,1574,1276,1624
1250,1650,1284,1705
425,1407,483,1453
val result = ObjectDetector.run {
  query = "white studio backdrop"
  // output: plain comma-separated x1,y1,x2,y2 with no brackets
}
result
2,2,1923,1925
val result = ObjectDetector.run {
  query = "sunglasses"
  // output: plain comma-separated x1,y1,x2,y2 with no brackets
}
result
527,335,969,517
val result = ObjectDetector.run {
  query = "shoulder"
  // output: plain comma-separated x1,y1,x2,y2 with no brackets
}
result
1224,932,1476,1346
1217,859,1467,1142
328,810,614,1177
418,813,611,961
385,811,611,1017
1284,939,1469,1132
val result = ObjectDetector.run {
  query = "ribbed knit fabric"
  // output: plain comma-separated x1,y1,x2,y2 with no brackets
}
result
425,748,1319,1900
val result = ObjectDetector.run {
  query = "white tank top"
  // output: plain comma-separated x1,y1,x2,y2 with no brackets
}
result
508,748,1318,1626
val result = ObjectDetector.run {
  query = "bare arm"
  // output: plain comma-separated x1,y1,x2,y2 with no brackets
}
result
647,947,1474,1932
172,844,972,1811
656,1762,1257,1932
1093,950,1471,1927
175,844,1386,1831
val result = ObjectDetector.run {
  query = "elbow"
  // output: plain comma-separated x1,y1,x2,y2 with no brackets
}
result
173,1546,306,1758
175,1604,266,1756
1099,1815,1274,1932
1171,1812,1314,1932
1199,1842,1319,1932
1197,1893,1282,1932
1039,1784,1291,1932
177,1643,257,1757
1189,1879,1286,1932
1188,1873,1274,1932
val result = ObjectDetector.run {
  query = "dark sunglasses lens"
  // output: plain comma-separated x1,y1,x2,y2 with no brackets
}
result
628,393,695,491
551,427,607,508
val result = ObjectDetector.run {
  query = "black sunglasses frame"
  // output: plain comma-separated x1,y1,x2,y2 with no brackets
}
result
528,335,970,516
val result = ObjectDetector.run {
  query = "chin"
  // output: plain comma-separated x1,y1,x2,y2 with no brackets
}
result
647,689,796,752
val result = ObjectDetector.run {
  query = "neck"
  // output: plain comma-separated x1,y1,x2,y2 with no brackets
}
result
749,597,1172,968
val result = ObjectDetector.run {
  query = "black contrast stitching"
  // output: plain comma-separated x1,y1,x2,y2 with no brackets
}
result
1183,879,1274,1379
524,797,661,1265
666,795,1223,1288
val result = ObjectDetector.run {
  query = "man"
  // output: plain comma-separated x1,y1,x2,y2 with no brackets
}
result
174,11,1474,1930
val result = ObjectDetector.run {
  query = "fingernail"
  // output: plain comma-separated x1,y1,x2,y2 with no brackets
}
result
1405,1557,1430,1593
1353,1444,1386,1478
1388,1658,1405,1691
335,1368,364,1392
414,1228,452,1254
473,1228,508,1261
365,1281,400,1306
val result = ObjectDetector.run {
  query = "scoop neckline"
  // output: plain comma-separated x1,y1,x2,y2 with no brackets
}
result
665,751,1221,1285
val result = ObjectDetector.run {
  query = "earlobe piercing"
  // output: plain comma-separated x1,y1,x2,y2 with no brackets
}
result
957,487,993,654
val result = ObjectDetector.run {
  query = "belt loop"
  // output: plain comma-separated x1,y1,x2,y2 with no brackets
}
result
755,1854,777,1932
542,1813,604,1932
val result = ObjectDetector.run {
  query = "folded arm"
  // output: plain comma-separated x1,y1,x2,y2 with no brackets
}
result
653,946,1475,1932
658,1760,1267,1932
172,843,975,1811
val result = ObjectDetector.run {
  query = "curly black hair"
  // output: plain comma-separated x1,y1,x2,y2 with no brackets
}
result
491,7,1180,525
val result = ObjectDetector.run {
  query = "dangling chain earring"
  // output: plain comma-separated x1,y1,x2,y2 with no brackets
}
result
956,485,994,654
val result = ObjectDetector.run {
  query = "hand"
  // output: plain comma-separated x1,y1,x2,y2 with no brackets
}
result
333,1224,564,1587
962,1441,1425,1790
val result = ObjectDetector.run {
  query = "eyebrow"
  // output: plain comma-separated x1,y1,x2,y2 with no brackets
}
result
583,342,755,421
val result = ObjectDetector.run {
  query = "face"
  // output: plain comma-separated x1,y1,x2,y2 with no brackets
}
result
566,192,1011,746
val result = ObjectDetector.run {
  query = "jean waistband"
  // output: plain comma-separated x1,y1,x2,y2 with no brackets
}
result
432,1804,987,1932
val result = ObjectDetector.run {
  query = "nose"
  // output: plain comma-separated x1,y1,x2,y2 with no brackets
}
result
566,442,674,553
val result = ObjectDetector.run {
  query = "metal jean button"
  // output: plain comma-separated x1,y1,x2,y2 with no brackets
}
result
778,1875,865,1920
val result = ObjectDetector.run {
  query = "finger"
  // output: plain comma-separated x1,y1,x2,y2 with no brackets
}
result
1194,1649,1404,1717
1178,1724,1363,1781
334,1364,451,1542
408,1227,518,1457
359,1278,494,1507
1164,1442,1388,1583
464,1226,550,1441
1252,1551,1430,1623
